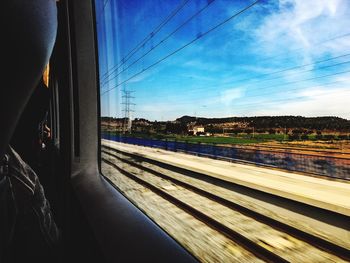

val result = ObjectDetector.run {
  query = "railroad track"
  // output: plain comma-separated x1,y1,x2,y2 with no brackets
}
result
165,147,350,182
102,138,350,181
234,144,350,158
101,145,350,262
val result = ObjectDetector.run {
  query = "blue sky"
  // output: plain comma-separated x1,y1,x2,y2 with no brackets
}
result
95,0,350,121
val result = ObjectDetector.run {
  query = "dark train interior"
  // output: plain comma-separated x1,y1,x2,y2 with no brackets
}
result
1,0,349,262
1,1,195,262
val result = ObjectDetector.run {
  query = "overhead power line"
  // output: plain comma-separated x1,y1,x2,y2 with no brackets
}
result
100,0,192,82
165,77,350,107
229,89,350,110
140,85,350,112
101,0,260,96
182,54,350,95
154,79,350,106
254,59,350,83
259,32,350,62
246,68,350,93
188,63,350,96
101,0,218,87
228,52,350,85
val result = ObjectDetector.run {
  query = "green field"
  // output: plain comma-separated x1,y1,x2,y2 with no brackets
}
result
168,134,286,144
104,131,289,145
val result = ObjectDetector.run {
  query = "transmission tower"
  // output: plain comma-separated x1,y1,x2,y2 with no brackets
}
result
121,89,135,134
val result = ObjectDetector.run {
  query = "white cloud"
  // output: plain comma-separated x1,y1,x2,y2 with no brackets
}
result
220,87,245,105
182,59,222,73
241,86,350,119
254,0,350,60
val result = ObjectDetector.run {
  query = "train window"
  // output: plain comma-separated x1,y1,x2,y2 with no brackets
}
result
95,0,350,261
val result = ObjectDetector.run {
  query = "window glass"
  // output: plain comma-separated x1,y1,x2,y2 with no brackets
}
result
95,0,350,261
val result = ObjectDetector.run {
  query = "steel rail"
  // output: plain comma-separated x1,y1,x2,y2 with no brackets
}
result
102,157,289,263
102,146,350,261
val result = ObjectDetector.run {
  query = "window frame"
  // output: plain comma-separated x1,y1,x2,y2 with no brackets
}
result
61,0,197,262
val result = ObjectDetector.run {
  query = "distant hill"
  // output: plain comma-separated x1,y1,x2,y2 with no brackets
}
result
101,115,350,132
176,115,350,131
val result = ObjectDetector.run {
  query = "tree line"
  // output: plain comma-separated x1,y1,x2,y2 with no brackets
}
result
176,115,350,132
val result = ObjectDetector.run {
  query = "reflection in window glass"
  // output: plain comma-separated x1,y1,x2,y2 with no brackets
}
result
95,0,350,261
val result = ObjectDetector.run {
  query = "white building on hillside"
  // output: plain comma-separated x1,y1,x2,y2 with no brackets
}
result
188,126,205,135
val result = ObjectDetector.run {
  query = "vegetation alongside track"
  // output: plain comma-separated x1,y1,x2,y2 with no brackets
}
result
102,131,350,152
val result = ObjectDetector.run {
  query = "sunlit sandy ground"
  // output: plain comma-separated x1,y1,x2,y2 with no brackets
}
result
102,162,263,263
101,142,349,262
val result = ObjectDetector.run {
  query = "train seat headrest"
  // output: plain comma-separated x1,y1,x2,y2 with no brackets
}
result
0,0,57,157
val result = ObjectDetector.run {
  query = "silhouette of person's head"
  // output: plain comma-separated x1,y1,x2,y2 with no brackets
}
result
0,0,57,158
